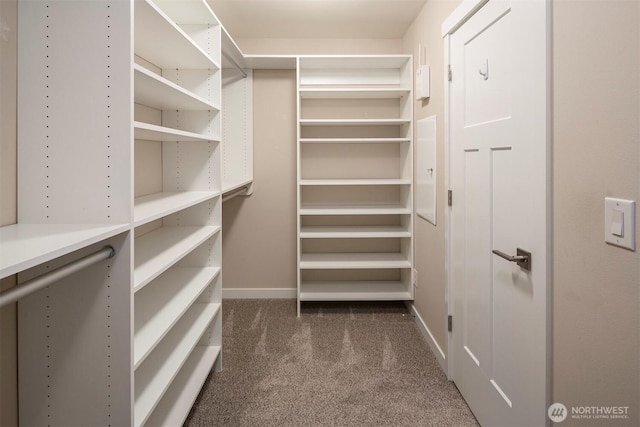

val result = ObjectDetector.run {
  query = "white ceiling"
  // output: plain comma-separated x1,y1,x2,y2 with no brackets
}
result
207,0,428,40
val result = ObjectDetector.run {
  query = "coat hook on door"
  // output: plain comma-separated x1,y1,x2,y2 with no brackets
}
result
479,58,489,80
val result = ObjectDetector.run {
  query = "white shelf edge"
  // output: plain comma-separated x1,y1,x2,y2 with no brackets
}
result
242,54,297,69
299,225,411,239
134,267,221,368
134,121,219,143
299,88,411,99
144,345,220,427
299,252,412,269
300,178,411,186
134,226,220,292
134,64,219,111
300,281,412,301
300,205,411,216
133,191,219,227
300,138,410,144
152,0,220,26
0,223,129,279
299,118,411,126
134,303,219,427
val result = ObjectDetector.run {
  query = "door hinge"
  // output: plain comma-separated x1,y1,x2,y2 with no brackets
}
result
448,190,453,207
448,64,452,82
448,315,453,332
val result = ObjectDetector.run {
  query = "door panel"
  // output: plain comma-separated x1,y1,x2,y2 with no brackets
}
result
462,148,492,374
463,9,512,127
449,0,549,425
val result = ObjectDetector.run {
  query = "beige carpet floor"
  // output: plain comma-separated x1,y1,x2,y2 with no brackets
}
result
185,299,478,426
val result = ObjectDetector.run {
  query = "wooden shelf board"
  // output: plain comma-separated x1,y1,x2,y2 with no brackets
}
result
134,226,220,292
300,225,411,239
144,346,220,427
134,267,220,368
134,303,218,427
134,121,219,143
300,178,410,186
0,223,129,279
299,252,411,269
134,191,218,227
135,0,219,69
300,281,412,301
134,64,219,111
300,204,411,216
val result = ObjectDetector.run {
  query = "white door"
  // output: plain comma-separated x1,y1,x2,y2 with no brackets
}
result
449,0,550,425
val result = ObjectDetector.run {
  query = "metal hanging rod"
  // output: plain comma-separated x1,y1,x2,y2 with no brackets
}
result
222,51,248,78
0,246,116,308
222,185,251,203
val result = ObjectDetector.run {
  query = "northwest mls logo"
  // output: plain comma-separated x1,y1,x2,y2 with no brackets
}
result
548,403,568,423
548,403,630,422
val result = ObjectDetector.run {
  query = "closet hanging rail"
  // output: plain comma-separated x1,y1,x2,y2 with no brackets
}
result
0,245,115,308
222,51,248,78
222,185,251,203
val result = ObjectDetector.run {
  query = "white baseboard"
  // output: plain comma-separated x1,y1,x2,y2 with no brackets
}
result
407,302,447,374
222,288,296,299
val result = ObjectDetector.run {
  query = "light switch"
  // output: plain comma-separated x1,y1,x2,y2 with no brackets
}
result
605,197,635,250
611,209,624,237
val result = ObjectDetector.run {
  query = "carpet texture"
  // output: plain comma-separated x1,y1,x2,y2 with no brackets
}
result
185,299,478,426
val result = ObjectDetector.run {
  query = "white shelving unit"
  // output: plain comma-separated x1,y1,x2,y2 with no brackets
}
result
14,0,134,425
221,26,254,195
296,55,414,314
132,0,223,425
9,0,233,425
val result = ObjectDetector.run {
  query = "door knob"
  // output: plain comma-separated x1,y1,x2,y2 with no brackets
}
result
492,248,532,271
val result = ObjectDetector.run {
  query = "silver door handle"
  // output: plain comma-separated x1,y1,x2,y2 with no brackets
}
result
492,248,532,271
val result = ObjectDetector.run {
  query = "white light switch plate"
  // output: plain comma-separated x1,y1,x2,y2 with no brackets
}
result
604,197,635,250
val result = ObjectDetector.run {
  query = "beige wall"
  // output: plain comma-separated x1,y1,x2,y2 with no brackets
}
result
0,0,18,424
222,70,298,291
552,0,639,423
402,0,461,361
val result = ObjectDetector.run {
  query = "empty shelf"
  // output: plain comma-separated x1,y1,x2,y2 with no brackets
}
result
134,192,218,227
134,267,220,368
299,88,411,99
300,137,410,144
299,252,411,269
0,223,128,279
300,178,410,186
300,119,411,127
300,225,411,239
134,303,218,427
300,281,412,301
134,122,219,143
135,0,219,69
144,346,220,427
134,226,220,292
300,204,411,216
134,64,219,111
